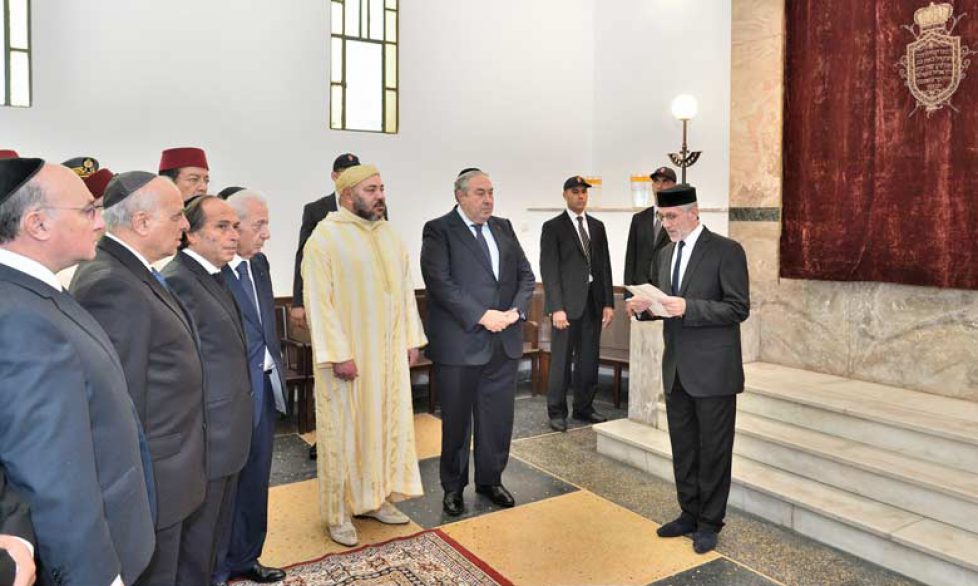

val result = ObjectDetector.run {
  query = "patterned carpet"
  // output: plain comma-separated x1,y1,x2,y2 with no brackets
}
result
233,529,513,586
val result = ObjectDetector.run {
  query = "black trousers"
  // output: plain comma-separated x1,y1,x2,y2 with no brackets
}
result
437,338,518,492
665,375,737,533
215,375,277,582
546,284,601,419
133,520,182,586
177,472,238,586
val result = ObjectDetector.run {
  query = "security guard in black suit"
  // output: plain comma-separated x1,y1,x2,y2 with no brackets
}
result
623,166,677,289
539,176,615,432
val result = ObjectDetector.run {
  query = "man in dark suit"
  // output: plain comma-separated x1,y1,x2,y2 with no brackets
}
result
623,166,677,289
626,184,749,554
71,171,207,586
0,160,155,586
215,190,287,585
1,468,35,586
421,169,535,517
161,196,254,586
540,176,615,432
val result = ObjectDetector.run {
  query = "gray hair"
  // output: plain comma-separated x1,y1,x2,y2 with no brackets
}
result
102,187,157,231
454,170,489,194
0,179,46,244
226,190,267,220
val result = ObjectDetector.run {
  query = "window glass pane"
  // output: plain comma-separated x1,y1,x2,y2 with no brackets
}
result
331,38,344,83
331,1,344,35
385,44,397,89
385,11,397,43
11,52,31,107
345,0,360,38
330,85,344,129
345,40,382,131
385,90,397,133
385,0,397,9
9,0,29,49
369,0,384,41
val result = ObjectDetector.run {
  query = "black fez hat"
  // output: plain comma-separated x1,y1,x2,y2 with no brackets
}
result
563,175,592,190
458,167,482,177
63,156,100,178
332,153,360,173
0,158,44,206
650,166,677,182
655,184,697,208
217,186,245,200
103,171,157,209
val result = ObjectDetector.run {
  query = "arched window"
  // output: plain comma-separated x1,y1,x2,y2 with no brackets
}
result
329,0,398,133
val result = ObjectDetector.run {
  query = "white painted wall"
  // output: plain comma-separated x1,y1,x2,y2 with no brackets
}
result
1,0,732,292
589,0,732,284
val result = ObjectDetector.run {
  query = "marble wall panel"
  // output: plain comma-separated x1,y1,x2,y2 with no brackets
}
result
628,320,665,426
732,0,784,44
730,32,784,210
760,279,854,377
847,283,978,402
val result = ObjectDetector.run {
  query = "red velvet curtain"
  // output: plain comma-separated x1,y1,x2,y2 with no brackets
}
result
781,1,978,290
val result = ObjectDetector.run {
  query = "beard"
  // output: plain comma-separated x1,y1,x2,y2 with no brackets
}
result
353,196,386,221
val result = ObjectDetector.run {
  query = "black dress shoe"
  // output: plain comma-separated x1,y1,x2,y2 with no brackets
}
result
309,443,317,460
237,562,286,583
476,484,515,508
443,491,465,516
656,516,697,538
693,529,718,554
572,411,607,424
549,418,567,432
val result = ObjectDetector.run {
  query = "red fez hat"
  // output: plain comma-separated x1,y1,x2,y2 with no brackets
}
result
84,168,115,199
159,147,209,172
0,150,20,160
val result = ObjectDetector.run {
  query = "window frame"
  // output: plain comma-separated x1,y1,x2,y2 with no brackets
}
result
329,0,398,134
2,0,32,108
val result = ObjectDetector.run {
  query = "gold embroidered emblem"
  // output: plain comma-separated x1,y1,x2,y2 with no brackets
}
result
898,2,974,116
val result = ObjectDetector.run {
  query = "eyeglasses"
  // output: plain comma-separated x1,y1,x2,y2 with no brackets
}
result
655,211,685,222
42,203,104,219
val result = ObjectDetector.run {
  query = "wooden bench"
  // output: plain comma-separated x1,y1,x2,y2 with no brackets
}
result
274,300,316,433
537,287,630,408
414,288,542,413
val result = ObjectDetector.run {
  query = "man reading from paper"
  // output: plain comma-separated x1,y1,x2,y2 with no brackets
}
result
302,164,427,547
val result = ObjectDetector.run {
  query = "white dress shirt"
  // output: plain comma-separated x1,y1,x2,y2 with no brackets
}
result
182,248,221,275
0,248,63,291
457,206,500,279
670,223,705,293
105,233,154,273
228,255,276,371
566,209,593,282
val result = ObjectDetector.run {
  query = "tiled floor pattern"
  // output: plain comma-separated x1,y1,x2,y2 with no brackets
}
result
262,380,922,586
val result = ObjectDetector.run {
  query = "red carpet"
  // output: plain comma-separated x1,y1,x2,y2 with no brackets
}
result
233,529,513,585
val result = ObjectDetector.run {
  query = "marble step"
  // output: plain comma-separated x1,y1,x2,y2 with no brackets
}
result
654,405,978,534
595,419,978,586
740,362,978,473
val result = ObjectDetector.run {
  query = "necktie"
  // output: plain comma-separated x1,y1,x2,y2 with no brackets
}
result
235,261,259,316
577,216,591,263
151,268,170,290
653,215,662,243
672,240,685,296
472,223,493,268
